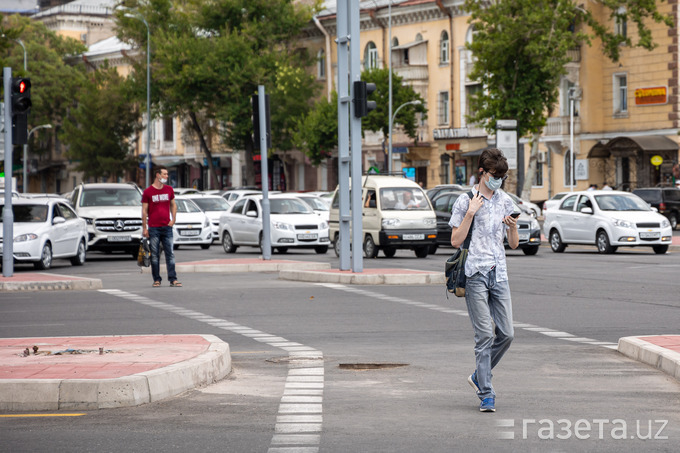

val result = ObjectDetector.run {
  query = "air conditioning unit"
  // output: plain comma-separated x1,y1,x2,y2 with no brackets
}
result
537,151,547,163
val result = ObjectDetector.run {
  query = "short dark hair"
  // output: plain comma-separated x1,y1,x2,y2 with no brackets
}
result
154,166,168,176
478,148,508,178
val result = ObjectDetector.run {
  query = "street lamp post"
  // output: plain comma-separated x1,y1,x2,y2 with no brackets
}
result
389,100,421,173
23,124,52,193
568,87,576,191
125,13,151,188
388,0,392,172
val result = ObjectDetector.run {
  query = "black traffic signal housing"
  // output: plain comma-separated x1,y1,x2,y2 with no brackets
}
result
251,94,271,150
353,81,376,118
11,77,32,145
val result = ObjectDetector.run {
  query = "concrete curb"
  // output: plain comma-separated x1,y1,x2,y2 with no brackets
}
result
0,276,102,292
618,336,680,382
144,261,331,274
279,269,445,285
0,334,231,411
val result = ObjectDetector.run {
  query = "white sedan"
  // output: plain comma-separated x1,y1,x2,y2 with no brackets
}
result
219,194,330,254
0,197,88,269
543,190,673,254
182,194,231,240
172,197,213,250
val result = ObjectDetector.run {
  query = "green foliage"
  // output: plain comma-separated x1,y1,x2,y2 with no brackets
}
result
293,92,338,166
61,66,141,180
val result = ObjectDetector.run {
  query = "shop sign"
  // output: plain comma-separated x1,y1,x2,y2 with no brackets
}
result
651,155,663,167
634,86,667,106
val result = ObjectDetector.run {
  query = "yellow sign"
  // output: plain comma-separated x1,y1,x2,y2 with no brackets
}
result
635,86,667,105
651,155,663,166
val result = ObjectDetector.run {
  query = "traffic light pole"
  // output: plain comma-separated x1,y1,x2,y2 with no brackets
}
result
3,67,14,277
336,0,351,271
348,1,363,273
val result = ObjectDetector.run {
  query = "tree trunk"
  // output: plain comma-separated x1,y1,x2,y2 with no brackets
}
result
188,111,220,190
521,132,542,201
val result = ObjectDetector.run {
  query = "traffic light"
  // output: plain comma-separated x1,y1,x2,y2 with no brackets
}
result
353,81,376,118
11,77,31,145
252,94,271,150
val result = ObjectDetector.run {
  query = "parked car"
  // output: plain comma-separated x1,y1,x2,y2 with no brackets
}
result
290,194,330,222
543,190,672,254
426,184,467,201
504,191,541,218
222,189,261,203
173,187,201,195
181,194,232,240
542,192,570,218
632,187,680,230
68,183,143,258
329,175,437,258
0,197,88,269
172,197,213,250
430,191,540,255
219,194,330,254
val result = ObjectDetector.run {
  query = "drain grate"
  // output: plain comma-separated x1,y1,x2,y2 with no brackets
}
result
338,363,409,370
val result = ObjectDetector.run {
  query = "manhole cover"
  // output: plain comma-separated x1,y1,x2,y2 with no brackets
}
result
338,363,409,370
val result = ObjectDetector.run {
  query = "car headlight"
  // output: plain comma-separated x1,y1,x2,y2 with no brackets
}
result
320,221,328,229
382,218,400,228
612,218,635,229
530,219,540,230
272,221,293,231
81,217,93,225
14,233,38,242
661,218,670,228
423,218,436,227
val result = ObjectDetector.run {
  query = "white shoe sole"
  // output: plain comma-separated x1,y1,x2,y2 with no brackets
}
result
468,375,480,393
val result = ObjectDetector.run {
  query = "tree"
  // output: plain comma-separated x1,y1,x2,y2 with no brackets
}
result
463,0,674,199
293,91,338,166
61,66,142,180
116,0,316,188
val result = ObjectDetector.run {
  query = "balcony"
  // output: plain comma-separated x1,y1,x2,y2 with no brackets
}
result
545,117,580,136
393,65,429,82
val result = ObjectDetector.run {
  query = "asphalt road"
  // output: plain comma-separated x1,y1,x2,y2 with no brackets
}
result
1,243,679,452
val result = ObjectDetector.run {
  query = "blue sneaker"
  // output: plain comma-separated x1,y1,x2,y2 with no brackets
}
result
480,397,495,412
468,371,481,394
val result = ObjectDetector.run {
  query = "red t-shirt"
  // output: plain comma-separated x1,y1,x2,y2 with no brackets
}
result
142,185,175,227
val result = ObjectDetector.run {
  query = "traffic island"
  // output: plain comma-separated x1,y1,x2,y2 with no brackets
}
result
618,335,680,382
0,272,103,292
143,257,331,274
0,334,231,411
279,268,445,285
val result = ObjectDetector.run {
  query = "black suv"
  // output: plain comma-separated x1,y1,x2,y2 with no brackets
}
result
633,187,680,230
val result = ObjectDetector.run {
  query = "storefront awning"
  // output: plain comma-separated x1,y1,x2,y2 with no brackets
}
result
588,135,679,158
462,147,491,157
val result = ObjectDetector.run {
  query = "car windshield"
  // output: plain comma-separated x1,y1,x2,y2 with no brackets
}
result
633,189,662,204
80,188,141,207
553,193,568,200
380,188,430,210
0,204,48,222
298,197,329,211
176,199,202,213
594,194,651,211
270,198,313,214
191,197,230,211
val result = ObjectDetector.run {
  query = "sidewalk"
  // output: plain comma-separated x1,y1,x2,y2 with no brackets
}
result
0,334,230,411
0,272,102,292
618,335,680,382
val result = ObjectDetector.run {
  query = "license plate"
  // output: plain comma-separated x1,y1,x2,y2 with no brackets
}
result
519,233,530,241
639,231,660,239
108,235,131,242
403,234,424,240
180,230,201,236
297,233,318,240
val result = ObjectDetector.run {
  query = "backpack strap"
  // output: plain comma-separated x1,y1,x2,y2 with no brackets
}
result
462,190,475,249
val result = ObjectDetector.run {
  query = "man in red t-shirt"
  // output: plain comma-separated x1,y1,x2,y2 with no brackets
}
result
142,166,181,287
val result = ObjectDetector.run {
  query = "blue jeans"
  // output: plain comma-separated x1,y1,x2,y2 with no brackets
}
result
465,267,514,400
148,226,177,284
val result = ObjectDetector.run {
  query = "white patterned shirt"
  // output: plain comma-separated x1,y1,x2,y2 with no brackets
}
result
448,187,514,281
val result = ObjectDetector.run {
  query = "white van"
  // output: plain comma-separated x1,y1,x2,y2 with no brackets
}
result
329,175,437,258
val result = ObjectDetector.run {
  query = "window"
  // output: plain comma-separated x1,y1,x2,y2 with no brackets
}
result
163,116,174,142
615,8,627,38
465,84,482,118
564,150,574,187
317,49,325,79
613,74,627,114
560,194,577,211
438,91,449,125
364,42,378,70
533,161,543,187
440,31,450,64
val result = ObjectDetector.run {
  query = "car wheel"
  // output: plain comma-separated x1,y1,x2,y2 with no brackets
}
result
549,230,566,253
70,240,87,266
428,244,439,255
522,246,539,256
314,246,328,254
382,247,397,258
333,234,341,257
596,230,615,254
363,235,378,258
222,232,237,253
669,212,678,230
34,242,53,270
653,245,669,254
173,244,180,250
276,247,289,254
414,246,429,258
200,243,211,250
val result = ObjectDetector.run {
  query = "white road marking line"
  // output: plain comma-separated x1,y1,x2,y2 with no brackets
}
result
98,289,324,452
539,331,575,337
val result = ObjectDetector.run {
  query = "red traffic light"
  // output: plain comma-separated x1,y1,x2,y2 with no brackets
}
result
11,77,31,115
18,80,27,94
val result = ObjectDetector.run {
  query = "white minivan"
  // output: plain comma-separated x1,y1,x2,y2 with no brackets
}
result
329,175,437,258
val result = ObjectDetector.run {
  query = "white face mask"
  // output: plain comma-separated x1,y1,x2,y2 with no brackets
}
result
159,178,168,184
484,174,503,191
